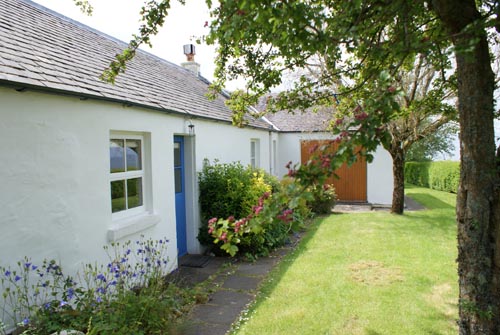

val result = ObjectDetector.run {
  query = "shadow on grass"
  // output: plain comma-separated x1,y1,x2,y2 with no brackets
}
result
407,193,455,210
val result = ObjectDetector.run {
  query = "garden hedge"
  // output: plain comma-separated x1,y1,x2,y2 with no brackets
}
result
405,161,460,193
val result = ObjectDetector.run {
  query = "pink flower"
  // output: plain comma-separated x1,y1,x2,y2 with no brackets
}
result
308,143,319,154
387,86,396,93
208,227,214,234
354,112,368,121
254,206,263,215
227,216,235,223
208,217,218,225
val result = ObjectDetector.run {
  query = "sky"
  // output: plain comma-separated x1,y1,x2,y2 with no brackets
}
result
31,0,221,84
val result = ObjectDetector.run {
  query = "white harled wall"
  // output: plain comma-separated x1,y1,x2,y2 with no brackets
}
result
277,132,393,205
0,87,273,280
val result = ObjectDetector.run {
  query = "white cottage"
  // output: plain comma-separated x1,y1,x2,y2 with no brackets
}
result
265,108,393,205
0,0,392,280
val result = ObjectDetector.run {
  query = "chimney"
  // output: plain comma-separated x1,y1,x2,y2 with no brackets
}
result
181,44,200,76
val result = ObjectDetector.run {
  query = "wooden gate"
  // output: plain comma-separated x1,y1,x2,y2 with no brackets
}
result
300,140,367,202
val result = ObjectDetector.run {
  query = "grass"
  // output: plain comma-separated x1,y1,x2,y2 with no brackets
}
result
230,185,458,335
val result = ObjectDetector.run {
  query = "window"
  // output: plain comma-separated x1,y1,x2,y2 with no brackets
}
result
250,139,260,168
110,135,145,217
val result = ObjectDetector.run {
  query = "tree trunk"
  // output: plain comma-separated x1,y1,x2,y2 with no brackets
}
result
390,143,405,214
433,0,500,333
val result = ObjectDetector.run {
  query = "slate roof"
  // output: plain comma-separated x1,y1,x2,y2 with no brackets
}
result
256,96,335,132
0,0,270,129
265,109,335,132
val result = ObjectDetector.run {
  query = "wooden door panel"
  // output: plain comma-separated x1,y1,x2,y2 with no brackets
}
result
300,140,367,202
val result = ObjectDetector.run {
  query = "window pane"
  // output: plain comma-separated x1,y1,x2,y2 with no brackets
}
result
175,168,182,193
110,139,125,173
126,139,142,171
127,178,143,209
111,180,126,213
174,142,181,167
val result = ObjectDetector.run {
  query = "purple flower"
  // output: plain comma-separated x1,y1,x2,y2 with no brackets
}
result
22,318,29,326
44,303,51,310
96,287,105,294
96,274,106,282
59,300,67,307
24,262,31,269
4,270,11,277
67,288,75,300
96,296,102,303
31,265,38,271
126,249,131,255
14,275,21,282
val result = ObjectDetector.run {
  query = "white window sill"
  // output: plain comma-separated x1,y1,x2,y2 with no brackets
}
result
107,213,161,242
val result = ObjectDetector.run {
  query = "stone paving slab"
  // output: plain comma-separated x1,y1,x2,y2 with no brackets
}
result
235,258,278,277
182,320,231,335
190,302,247,325
208,290,254,309
222,275,262,291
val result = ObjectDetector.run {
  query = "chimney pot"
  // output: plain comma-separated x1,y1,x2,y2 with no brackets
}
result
183,44,196,61
182,44,200,76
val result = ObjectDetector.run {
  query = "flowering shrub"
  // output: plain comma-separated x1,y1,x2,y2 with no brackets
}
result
0,237,190,335
198,159,277,247
308,183,337,214
208,177,313,258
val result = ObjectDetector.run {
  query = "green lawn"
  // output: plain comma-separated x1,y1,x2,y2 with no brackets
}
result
231,185,458,335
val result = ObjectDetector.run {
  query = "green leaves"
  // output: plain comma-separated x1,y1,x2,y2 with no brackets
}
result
73,0,93,16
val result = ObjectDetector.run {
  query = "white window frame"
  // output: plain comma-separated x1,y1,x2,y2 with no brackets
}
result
250,139,260,168
110,133,146,220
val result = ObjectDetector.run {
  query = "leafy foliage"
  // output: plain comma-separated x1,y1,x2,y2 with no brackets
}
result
207,177,312,259
405,161,460,193
406,122,458,161
197,159,276,248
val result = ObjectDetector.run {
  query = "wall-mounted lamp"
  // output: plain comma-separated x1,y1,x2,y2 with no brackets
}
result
188,123,195,136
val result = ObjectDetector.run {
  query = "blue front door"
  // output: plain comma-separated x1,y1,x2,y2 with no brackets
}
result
174,136,187,256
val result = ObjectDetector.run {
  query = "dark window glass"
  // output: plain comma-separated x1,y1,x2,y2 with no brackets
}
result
127,178,143,209
111,180,126,212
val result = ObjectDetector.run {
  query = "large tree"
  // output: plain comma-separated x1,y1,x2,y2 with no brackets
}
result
105,0,500,333
333,53,457,213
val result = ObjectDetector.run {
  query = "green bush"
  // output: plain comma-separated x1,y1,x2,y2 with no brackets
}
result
405,161,459,193
207,178,313,259
197,159,274,248
308,184,337,214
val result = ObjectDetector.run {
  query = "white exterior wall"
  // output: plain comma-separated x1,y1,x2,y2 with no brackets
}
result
0,87,272,279
277,132,393,205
